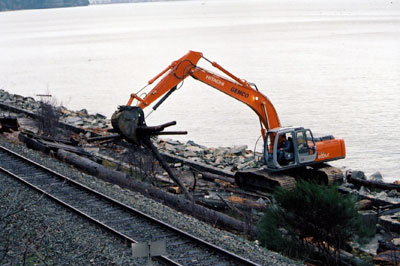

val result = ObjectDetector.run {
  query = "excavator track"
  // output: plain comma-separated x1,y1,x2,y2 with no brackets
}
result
305,163,344,185
234,163,343,191
234,169,297,192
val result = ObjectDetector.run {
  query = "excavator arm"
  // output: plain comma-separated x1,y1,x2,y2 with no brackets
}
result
125,50,281,139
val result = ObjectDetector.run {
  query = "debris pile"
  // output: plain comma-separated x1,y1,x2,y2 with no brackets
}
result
0,89,262,171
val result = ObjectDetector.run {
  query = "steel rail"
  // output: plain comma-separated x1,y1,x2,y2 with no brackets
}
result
0,145,259,266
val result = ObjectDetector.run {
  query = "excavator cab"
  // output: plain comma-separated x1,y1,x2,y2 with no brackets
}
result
264,127,317,170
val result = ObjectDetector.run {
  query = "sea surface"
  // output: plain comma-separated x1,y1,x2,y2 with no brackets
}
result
0,0,399,181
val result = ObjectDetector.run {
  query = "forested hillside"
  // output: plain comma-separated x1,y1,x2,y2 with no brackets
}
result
0,0,89,11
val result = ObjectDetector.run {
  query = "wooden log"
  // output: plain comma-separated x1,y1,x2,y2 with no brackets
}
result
160,151,234,177
25,133,77,145
18,133,49,153
143,138,193,202
201,172,235,184
56,149,256,236
347,176,400,192
37,139,90,156
197,197,264,212
86,134,121,142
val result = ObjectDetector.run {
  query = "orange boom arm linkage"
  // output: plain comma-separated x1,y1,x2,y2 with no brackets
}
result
127,50,281,138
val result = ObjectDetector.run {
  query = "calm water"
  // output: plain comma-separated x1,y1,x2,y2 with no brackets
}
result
0,0,399,181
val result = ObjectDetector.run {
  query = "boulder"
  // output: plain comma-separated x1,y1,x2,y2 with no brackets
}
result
352,170,367,180
214,147,228,156
79,108,88,115
375,191,388,200
392,238,400,246
185,145,203,153
65,116,83,124
95,113,106,120
228,145,247,155
359,186,369,195
388,190,400,198
369,171,384,183
165,139,182,145
186,140,199,146
163,143,175,152
14,94,24,102
183,150,197,158
24,96,35,102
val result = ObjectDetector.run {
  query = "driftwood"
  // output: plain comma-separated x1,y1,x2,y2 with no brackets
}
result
56,149,256,236
160,151,234,177
38,139,91,156
18,133,93,158
143,138,193,202
23,132,77,145
18,133,49,153
86,134,121,143
197,197,264,212
19,131,193,201
347,176,400,192
200,172,235,184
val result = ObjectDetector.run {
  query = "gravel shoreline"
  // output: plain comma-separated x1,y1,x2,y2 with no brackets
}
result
0,136,299,265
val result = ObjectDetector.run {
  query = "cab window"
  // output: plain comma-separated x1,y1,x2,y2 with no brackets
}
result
296,131,306,150
305,130,315,148
266,132,275,153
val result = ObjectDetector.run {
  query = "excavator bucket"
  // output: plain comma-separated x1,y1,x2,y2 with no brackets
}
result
111,106,146,145
111,106,187,145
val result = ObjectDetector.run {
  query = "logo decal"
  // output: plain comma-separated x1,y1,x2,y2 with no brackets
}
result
206,75,225,86
230,87,249,98
318,152,330,159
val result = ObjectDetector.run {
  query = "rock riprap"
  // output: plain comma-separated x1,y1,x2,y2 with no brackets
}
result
0,90,110,129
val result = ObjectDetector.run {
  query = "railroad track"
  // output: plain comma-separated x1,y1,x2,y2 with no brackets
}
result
0,145,259,266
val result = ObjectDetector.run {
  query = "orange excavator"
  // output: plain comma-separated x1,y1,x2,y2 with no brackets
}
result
112,51,346,189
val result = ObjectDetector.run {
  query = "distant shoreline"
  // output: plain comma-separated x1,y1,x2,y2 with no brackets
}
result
0,0,89,12
0,0,185,12
89,0,185,5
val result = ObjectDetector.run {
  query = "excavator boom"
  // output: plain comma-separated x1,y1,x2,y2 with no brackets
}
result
126,50,280,138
